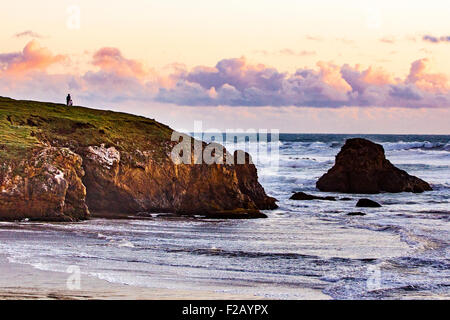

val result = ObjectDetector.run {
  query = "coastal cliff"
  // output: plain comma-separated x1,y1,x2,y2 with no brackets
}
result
0,97,277,221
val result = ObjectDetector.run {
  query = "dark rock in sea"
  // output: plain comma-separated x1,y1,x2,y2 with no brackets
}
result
347,212,366,216
356,199,382,208
290,192,317,200
290,192,336,201
316,138,432,194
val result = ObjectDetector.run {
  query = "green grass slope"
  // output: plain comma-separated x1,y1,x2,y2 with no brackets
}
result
0,96,173,163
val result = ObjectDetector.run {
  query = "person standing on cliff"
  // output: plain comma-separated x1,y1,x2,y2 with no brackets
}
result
66,94,73,106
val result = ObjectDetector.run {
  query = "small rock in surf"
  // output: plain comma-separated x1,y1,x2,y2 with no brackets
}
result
356,199,382,207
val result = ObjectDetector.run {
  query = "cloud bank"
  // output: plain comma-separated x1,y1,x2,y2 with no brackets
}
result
157,57,449,108
0,41,449,109
423,35,450,43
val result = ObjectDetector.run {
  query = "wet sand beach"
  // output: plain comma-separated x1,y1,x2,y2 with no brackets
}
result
0,255,269,300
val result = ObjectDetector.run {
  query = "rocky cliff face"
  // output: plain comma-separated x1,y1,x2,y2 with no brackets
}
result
80,144,276,218
0,97,276,221
0,147,88,221
316,138,432,194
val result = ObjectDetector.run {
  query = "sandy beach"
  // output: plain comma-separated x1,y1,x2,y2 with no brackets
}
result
0,254,331,300
0,255,272,300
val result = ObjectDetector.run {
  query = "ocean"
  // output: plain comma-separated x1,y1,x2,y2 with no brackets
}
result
0,134,448,299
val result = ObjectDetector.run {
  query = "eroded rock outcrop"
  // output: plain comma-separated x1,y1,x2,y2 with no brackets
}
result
0,147,89,221
316,138,432,194
81,145,277,218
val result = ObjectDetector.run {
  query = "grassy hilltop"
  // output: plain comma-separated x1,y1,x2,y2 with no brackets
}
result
0,96,173,163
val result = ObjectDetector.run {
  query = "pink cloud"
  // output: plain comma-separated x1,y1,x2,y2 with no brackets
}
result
379,36,396,44
406,58,448,93
92,47,148,79
316,61,352,92
0,40,66,75
340,64,393,93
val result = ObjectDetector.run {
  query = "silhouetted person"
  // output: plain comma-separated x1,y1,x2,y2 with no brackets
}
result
66,94,73,106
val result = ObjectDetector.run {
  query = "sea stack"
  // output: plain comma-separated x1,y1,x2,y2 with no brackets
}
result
316,138,432,194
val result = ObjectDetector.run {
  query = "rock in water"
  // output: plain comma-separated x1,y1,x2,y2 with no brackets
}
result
347,212,366,216
290,192,336,201
316,138,432,194
356,199,381,207
290,192,318,200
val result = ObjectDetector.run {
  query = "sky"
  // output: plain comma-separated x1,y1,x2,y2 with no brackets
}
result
0,0,449,133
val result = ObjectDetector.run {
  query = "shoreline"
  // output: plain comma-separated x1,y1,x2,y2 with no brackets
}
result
0,219,333,300
0,255,266,300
